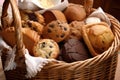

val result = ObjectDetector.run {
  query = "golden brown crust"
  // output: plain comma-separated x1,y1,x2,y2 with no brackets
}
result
0,27,40,54
65,21,85,40
33,39,60,59
22,20,44,35
42,20,70,43
43,10,67,25
63,4,86,22
82,22,114,56
19,9,45,25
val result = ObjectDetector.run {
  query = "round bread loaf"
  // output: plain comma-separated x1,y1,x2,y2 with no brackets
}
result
0,27,40,54
43,9,67,24
33,39,60,59
63,3,86,22
42,20,70,43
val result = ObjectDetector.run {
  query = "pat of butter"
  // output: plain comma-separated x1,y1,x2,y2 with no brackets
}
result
40,0,55,9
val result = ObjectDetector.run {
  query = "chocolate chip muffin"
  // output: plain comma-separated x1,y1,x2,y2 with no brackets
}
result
33,39,60,59
42,20,70,43
65,21,85,41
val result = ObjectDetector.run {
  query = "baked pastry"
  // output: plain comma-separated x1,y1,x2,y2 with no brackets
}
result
43,9,67,24
0,27,40,54
65,21,85,40
22,20,44,35
33,39,60,59
42,20,70,43
82,22,114,56
60,39,91,63
63,3,86,22
20,10,45,25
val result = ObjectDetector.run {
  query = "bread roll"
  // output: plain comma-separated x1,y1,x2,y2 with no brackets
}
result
82,22,114,56
64,4,86,22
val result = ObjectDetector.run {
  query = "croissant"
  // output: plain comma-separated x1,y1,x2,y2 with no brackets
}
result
0,27,40,54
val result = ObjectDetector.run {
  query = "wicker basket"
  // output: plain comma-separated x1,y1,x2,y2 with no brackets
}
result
1,0,120,80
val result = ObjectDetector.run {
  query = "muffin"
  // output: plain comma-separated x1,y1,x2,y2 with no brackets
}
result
60,39,91,63
42,20,70,43
65,21,85,40
82,22,114,56
33,39,60,59
43,9,67,24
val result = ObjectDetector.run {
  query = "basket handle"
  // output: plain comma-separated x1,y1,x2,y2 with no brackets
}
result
1,0,25,67
84,0,94,15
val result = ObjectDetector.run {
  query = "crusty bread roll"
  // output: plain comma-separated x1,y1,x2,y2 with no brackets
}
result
33,39,60,59
0,27,40,54
63,3,86,22
43,9,67,24
82,22,114,56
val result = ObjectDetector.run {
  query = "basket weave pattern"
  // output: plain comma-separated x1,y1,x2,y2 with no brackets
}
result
1,0,120,80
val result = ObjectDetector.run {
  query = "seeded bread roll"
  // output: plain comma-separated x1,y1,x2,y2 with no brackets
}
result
33,39,60,59
42,20,70,43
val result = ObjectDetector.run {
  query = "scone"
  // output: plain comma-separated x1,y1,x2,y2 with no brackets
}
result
33,39,60,59
0,27,40,54
42,20,70,43
82,22,114,56
22,20,44,35
43,9,67,25
65,21,85,40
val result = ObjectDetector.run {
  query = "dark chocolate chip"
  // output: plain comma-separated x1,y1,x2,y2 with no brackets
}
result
56,35,59,37
41,42,46,48
49,51,52,56
64,27,67,31
49,24,54,28
61,34,65,38
47,29,52,33
28,13,37,21
49,45,53,48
